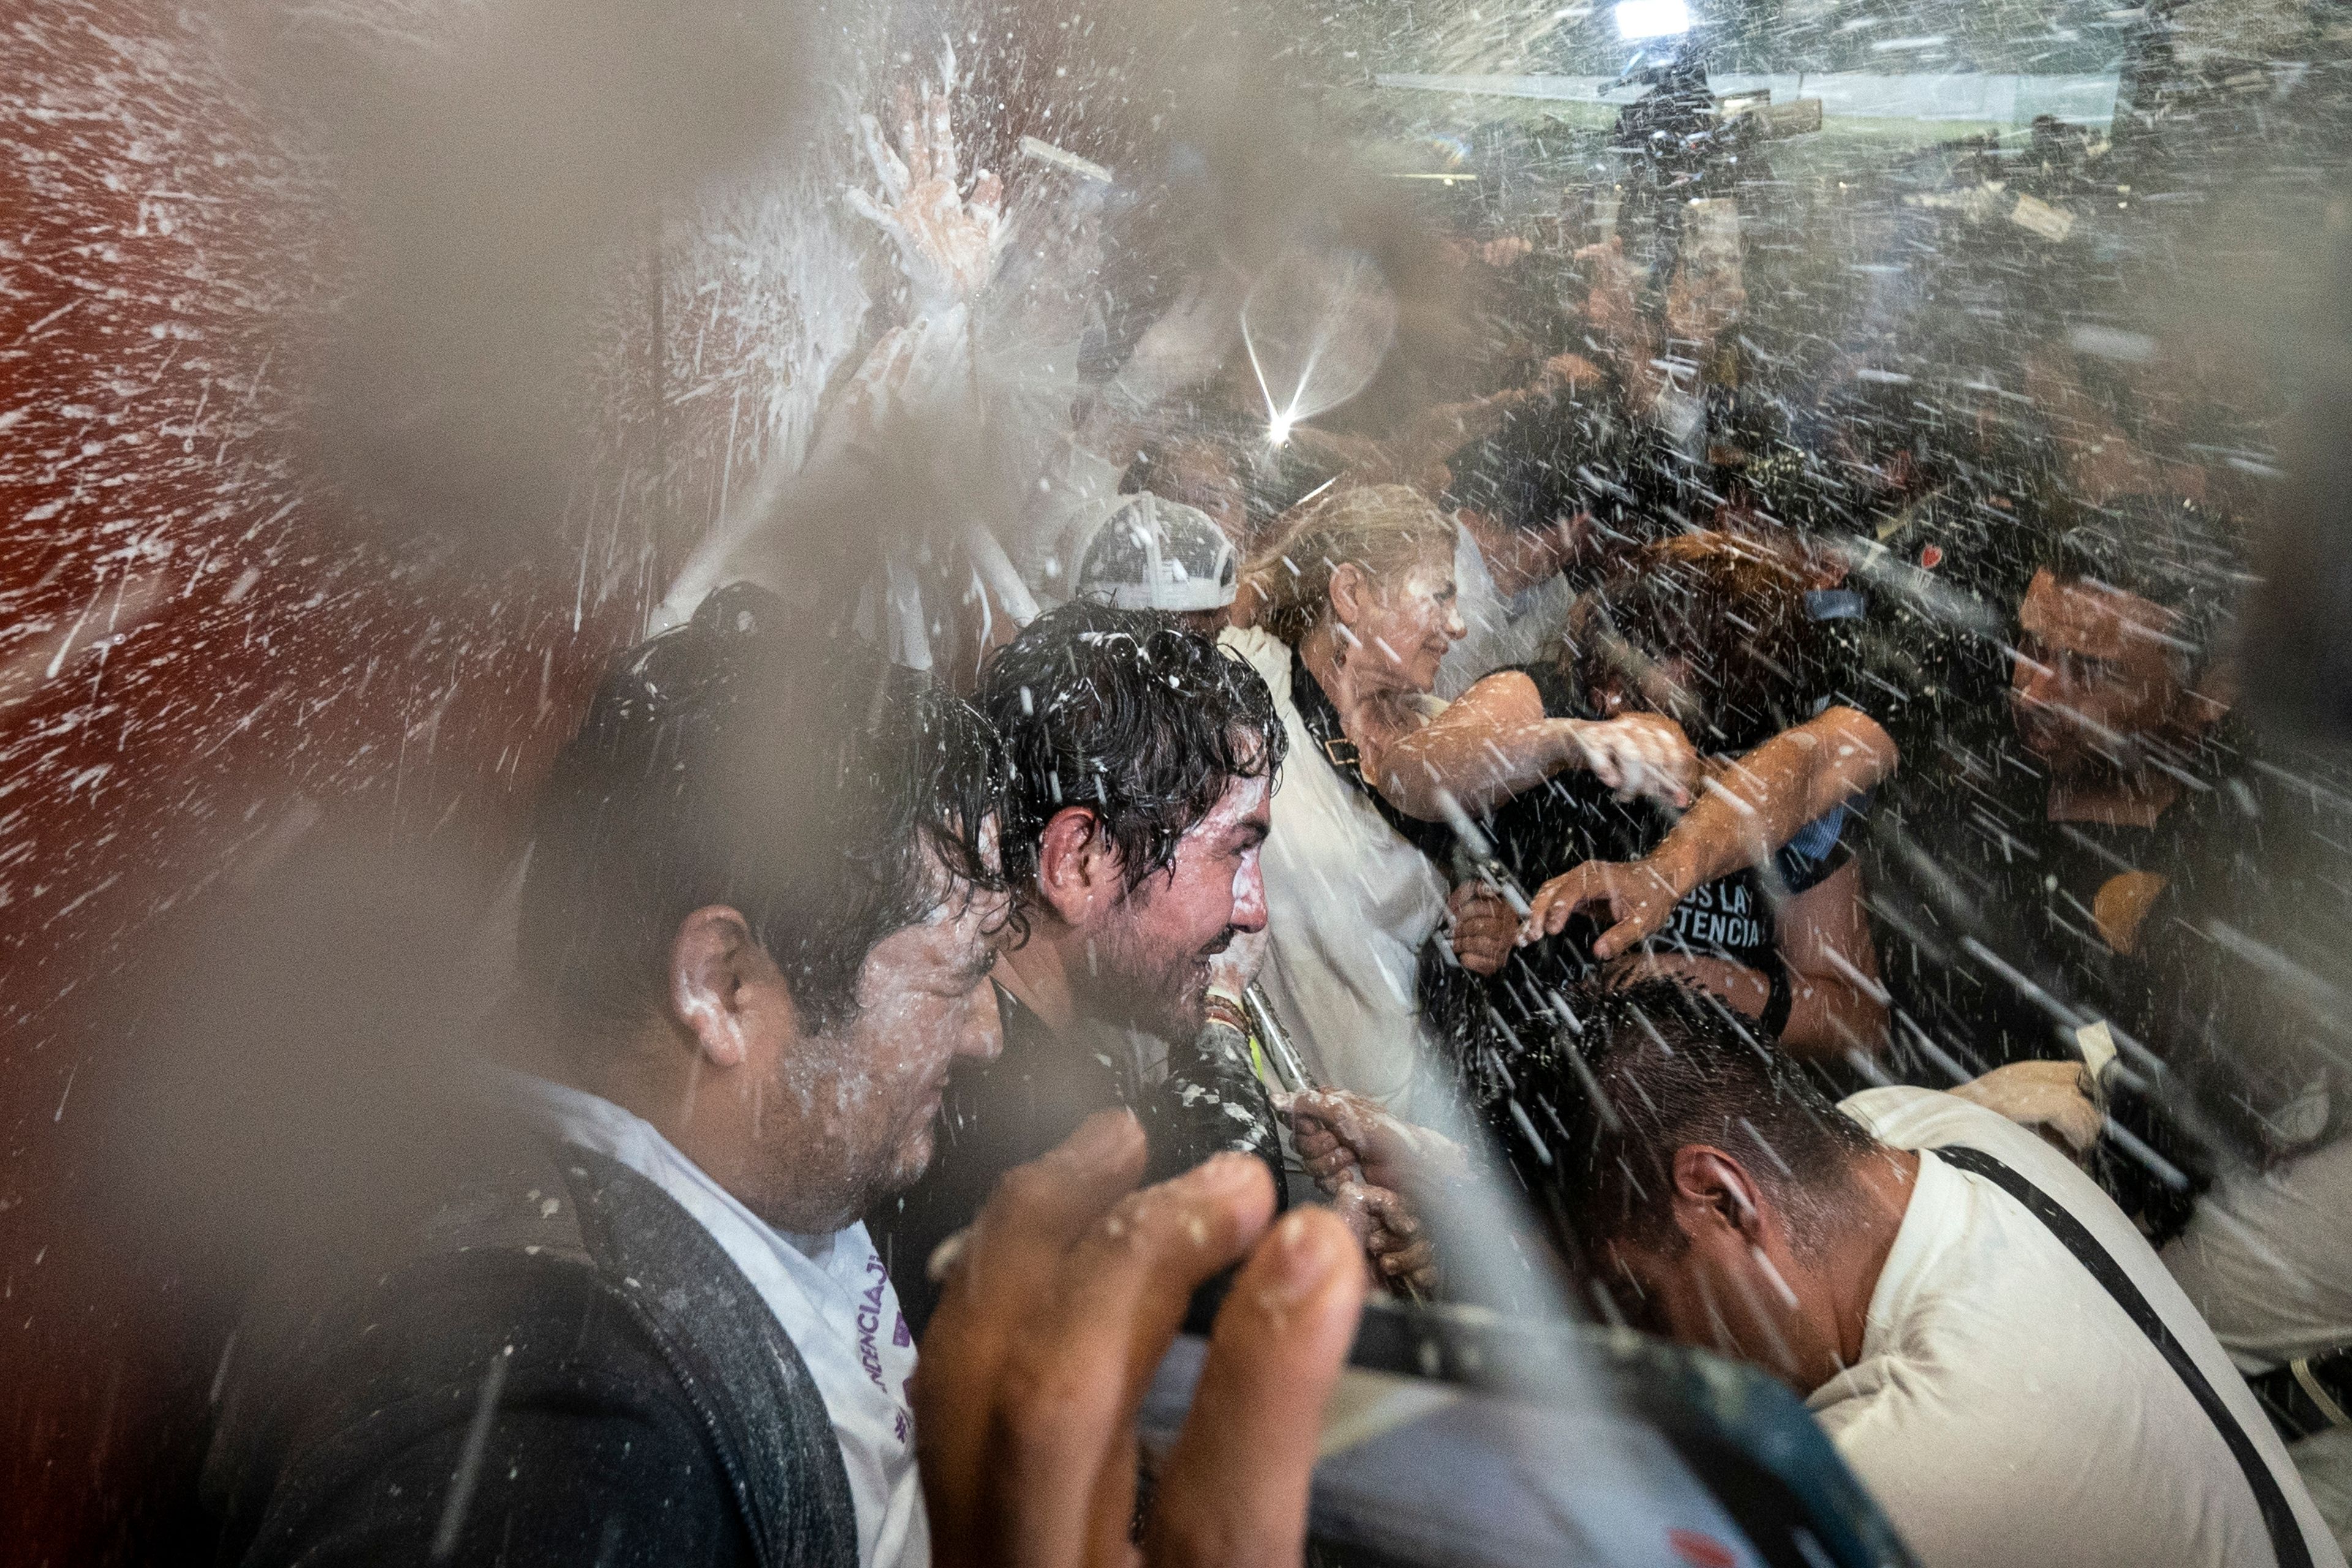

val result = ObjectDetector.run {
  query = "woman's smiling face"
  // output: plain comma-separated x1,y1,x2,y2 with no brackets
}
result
1346,546,1466,694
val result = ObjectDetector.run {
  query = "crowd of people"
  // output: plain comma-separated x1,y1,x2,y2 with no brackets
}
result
191,53,2352,1568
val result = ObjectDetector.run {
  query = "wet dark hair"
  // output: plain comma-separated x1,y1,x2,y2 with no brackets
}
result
1511,982,1876,1265
979,601,1286,899
518,582,1009,1043
2045,494,2239,676
1574,533,1821,753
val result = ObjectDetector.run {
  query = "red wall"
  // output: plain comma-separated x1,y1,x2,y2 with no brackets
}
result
1,9,640,1558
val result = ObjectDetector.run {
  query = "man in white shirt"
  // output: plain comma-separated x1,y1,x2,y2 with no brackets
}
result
1522,981,2343,1568
208,584,1014,1568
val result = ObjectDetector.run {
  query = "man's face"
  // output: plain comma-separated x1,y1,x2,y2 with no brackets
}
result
778,876,1012,1225
2011,568,2187,775
1604,1223,1843,1395
1077,771,1271,1041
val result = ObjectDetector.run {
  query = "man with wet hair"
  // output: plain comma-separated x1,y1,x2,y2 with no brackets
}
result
873,600,1299,1334
1517,981,2340,1568
206,583,1014,1568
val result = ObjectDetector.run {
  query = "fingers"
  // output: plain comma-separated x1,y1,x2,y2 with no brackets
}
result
843,187,913,259
1520,864,1607,944
926,86,958,189
1593,907,1666,962
991,1153,1280,1567
1147,1208,1365,1568
895,83,929,186
915,1111,1148,1568
859,111,910,203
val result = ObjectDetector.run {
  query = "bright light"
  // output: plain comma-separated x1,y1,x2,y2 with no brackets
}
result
1613,0,1690,39
1268,413,1294,447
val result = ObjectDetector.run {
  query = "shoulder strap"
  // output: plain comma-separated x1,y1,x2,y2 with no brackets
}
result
1286,646,1455,864
1932,1144,2314,1568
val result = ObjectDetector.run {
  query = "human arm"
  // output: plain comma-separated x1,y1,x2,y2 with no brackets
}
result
652,56,1006,632
916,1111,1365,1568
1598,862,1886,1060
1520,706,1896,957
1376,670,1697,820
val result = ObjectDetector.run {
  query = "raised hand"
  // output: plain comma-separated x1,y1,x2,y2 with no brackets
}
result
1565,712,1698,807
916,1111,1364,1568
1519,858,1688,959
846,43,1007,311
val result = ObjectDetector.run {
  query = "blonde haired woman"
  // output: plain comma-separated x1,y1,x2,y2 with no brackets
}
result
1222,485,1469,1114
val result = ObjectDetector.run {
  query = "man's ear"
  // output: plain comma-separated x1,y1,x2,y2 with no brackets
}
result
1669,1145,1768,1246
668,906,774,1069
1033,807,1123,924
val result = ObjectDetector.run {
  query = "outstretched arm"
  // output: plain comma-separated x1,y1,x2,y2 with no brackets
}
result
1522,705,1896,957
1378,671,1697,820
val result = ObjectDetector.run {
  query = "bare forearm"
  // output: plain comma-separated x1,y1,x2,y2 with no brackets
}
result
1645,708,1895,895
1381,718,1578,820
1779,973,1888,1061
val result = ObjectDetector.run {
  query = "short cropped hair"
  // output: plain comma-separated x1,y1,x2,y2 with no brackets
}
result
519,582,1008,1043
1511,982,1877,1261
979,602,1285,899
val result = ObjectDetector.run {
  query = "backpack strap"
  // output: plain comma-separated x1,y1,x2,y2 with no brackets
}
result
1934,1144,2315,1568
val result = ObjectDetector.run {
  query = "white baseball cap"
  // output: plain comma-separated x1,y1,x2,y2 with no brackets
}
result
1072,491,1239,613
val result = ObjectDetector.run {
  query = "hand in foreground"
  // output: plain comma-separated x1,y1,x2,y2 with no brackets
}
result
1950,1060,2105,1157
1519,858,1687,960
1566,713,1699,809
1330,1181,1439,1297
1444,882,1519,978
846,45,1006,309
918,1112,1365,1568
1274,1088,1468,1200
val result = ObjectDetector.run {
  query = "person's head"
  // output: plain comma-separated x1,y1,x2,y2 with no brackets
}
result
518,583,1013,1233
1072,491,1240,639
1246,484,1464,694
2011,497,2236,777
1570,532,1818,753
1441,394,1610,583
979,603,1286,1041
1512,982,1891,1392
1123,435,1251,546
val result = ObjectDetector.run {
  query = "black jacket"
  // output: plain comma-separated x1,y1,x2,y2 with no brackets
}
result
203,1138,860,1568
874,984,1285,1339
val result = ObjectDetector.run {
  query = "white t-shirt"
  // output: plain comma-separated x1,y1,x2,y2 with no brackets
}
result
1819,1086,2342,1568
1224,625,1450,1116
1434,528,1575,701
2163,1137,2352,1558
514,1074,927,1568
